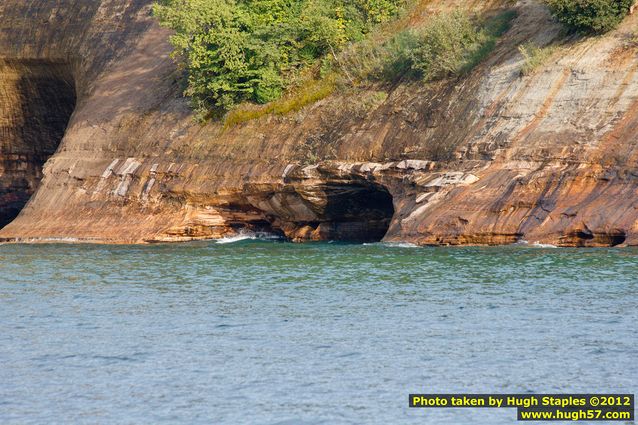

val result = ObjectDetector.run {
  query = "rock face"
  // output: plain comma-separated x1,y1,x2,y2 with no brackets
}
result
1,0,638,246
0,59,75,227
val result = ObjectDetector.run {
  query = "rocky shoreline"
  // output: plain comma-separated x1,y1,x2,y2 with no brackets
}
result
2,0,638,247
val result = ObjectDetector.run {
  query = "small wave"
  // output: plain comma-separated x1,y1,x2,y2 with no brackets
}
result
216,234,257,244
531,241,558,248
385,242,419,248
512,239,558,248
363,241,419,248
215,232,281,244
513,240,557,248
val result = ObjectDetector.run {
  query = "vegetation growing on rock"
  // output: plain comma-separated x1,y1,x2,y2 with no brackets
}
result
367,10,516,82
519,42,558,75
545,0,633,33
154,1,517,122
153,0,404,116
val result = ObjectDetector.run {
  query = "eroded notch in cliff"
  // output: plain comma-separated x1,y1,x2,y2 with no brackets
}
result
278,182,395,243
0,59,76,228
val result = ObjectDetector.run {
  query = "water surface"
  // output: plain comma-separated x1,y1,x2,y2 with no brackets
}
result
1,241,636,424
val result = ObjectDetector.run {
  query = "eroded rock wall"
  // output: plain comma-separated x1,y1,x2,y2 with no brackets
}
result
0,59,75,227
1,0,638,246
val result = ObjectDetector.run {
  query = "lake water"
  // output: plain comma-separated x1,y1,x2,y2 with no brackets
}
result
0,240,636,424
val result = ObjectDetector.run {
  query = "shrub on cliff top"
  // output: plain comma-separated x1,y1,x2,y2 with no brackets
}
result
360,10,516,83
545,0,633,33
153,0,404,117
408,11,493,81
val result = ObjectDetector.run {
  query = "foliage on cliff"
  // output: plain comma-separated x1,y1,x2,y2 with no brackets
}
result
153,0,403,115
376,10,516,82
330,8,515,87
545,0,633,33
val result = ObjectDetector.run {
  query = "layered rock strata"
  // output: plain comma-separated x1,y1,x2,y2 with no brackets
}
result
2,0,638,246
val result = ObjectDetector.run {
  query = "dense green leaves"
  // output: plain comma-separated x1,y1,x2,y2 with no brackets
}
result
408,11,491,80
365,10,516,83
153,0,403,115
545,0,633,33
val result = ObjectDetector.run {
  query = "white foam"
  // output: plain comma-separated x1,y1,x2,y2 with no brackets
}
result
512,240,557,248
363,242,419,248
531,241,558,248
215,234,257,244
215,232,281,244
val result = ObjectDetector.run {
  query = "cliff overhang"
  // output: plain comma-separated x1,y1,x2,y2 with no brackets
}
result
2,0,638,247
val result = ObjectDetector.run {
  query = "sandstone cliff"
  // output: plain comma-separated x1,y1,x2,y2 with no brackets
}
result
2,0,638,246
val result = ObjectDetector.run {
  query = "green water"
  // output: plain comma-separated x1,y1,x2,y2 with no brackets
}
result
0,241,636,424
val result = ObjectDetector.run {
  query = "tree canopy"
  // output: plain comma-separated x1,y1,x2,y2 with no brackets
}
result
545,0,633,33
153,0,404,115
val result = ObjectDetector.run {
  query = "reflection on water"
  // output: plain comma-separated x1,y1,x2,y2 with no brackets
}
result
0,242,637,424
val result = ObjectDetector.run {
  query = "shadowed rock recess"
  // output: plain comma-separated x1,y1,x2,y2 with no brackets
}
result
2,0,638,246
0,60,75,227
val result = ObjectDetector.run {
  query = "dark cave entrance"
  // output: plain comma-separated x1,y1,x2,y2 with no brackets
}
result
324,183,395,242
299,182,395,243
0,59,76,229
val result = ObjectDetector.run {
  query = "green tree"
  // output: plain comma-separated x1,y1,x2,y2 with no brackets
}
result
153,0,404,116
545,0,633,33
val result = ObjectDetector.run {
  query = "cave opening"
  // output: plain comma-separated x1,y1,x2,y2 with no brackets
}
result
324,183,395,242
291,182,395,243
609,231,627,247
0,59,76,229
